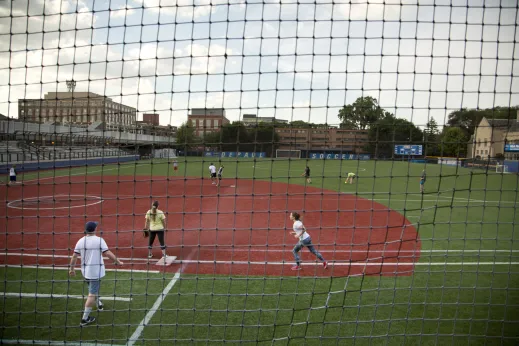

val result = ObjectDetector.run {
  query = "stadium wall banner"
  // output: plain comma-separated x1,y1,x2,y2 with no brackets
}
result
504,144,519,152
504,160,519,173
437,158,462,166
309,153,371,160
204,151,266,158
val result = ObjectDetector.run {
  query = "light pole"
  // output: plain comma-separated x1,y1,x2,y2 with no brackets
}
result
66,80,76,93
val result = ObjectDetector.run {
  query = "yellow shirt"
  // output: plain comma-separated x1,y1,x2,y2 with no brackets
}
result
146,209,165,231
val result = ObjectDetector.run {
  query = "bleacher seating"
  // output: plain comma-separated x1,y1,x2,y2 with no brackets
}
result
0,141,133,163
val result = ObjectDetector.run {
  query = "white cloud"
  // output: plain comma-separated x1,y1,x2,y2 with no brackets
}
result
1,0,518,127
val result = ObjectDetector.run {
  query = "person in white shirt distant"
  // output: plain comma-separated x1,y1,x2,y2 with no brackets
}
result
69,221,123,327
9,165,16,185
209,163,217,185
289,212,327,271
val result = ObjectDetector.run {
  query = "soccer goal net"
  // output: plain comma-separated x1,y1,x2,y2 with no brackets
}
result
496,164,509,174
276,149,302,159
153,148,177,159
1,1,518,345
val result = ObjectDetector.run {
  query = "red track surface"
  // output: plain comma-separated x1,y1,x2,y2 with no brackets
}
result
0,176,421,277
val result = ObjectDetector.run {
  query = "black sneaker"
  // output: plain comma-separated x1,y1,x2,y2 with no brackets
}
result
80,316,96,327
97,302,104,311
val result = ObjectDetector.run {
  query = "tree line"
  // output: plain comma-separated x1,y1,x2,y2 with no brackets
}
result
176,120,282,156
176,96,518,158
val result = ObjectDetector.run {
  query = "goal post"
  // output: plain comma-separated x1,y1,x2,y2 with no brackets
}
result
152,148,177,159
275,149,301,159
496,164,508,173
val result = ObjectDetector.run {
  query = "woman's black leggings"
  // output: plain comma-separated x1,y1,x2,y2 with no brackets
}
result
148,230,166,250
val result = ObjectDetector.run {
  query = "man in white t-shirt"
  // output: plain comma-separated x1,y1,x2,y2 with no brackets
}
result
208,163,217,184
289,212,327,271
69,221,123,327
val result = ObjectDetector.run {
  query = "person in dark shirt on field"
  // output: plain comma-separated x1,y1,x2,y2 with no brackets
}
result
216,165,224,187
301,166,311,184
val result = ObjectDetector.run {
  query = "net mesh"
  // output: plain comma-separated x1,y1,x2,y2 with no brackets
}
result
1,0,519,345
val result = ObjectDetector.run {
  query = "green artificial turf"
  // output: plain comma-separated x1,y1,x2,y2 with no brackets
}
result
1,157,518,345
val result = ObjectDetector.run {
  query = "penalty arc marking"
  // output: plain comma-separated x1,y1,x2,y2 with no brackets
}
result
7,195,104,210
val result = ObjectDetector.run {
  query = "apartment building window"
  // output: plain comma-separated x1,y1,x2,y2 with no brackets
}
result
214,119,219,128
205,119,211,127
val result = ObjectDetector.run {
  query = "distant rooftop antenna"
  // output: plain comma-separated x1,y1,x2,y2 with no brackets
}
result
66,79,76,93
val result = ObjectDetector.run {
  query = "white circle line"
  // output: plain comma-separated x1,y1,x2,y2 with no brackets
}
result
7,195,104,210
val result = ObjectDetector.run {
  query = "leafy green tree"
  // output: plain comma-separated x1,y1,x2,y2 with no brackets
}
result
214,122,253,152
338,96,386,130
447,106,518,137
289,120,312,128
175,120,199,150
367,115,424,157
247,123,281,156
438,127,468,157
424,117,440,156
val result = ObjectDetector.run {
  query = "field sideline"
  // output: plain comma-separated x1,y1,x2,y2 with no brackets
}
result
1,157,518,345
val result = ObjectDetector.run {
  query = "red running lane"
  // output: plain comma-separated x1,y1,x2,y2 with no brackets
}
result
0,176,421,277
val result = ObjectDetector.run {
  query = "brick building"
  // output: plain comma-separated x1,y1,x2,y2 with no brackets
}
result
275,127,369,153
143,113,160,126
188,108,230,137
241,114,288,126
18,92,136,129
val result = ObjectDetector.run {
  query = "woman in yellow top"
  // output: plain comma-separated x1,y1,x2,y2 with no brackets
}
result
144,200,167,259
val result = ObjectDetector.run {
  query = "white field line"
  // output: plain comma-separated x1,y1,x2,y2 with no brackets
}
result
126,272,180,346
126,249,196,346
201,248,519,254
19,162,150,184
3,252,151,262
253,166,368,173
0,292,131,302
77,193,516,205
2,265,160,274
172,260,519,266
103,193,517,205
0,340,117,346
3,249,519,259
7,194,104,210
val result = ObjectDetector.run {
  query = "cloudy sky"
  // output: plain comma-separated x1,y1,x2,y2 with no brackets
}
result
0,0,517,128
